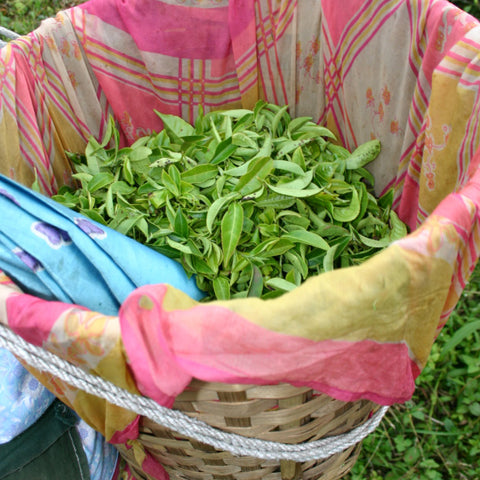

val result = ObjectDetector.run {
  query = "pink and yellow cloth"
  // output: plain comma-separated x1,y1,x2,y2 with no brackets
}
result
2,0,480,478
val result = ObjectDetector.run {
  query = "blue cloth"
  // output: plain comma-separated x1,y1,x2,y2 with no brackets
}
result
0,174,203,314
0,349,55,444
0,174,205,478
76,418,120,480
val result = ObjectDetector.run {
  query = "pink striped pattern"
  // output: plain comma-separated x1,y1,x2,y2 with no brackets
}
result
3,4,480,471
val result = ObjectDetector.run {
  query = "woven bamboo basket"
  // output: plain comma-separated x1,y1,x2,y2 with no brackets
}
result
115,380,378,480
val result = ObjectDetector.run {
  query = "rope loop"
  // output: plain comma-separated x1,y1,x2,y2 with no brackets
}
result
0,323,387,461
0,26,20,48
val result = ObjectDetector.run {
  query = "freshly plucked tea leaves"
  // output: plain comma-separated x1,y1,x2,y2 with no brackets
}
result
221,203,244,267
55,102,408,301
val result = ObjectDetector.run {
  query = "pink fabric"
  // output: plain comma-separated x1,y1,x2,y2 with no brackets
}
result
109,415,141,444
81,0,233,59
120,285,418,405
3,3,480,477
6,294,87,346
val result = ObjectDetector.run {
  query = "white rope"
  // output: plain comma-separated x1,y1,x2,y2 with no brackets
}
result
0,26,20,40
0,19,387,462
0,26,20,48
0,323,387,461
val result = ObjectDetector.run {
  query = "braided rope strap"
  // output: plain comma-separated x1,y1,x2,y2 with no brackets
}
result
0,26,20,48
0,323,387,461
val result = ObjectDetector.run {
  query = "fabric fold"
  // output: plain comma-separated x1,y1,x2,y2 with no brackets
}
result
2,1,480,479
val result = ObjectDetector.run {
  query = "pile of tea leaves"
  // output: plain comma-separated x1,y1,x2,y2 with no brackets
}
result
53,101,407,301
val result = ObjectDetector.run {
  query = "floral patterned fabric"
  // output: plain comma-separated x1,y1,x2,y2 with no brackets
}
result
0,348,54,444
0,172,203,477
1,1,480,479
0,344,119,480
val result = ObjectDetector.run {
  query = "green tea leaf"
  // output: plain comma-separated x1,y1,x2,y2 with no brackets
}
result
323,244,339,272
221,115,233,139
253,133,273,160
223,160,254,177
232,132,258,149
116,213,144,235
378,188,394,209
291,147,306,171
272,160,305,176
136,217,149,239
206,192,239,233
181,164,218,184
265,277,297,292
123,158,134,185
256,193,296,209
174,207,189,238
254,238,294,258
389,210,408,242
150,155,182,169
277,138,314,157
287,116,313,134
130,135,150,149
327,143,351,160
356,231,391,248
99,115,115,148
105,187,114,217
31,168,41,193
284,250,309,279
249,238,279,257
166,236,197,255
149,189,168,209
221,203,244,267
161,168,180,196
215,109,253,118
345,139,381,169
111,181,136,195
72,172,93,185
282,230,330,250
168,164,182,187
294,124,336,140
57,100,405,302
51,193,78,209
155,111,195,140
87,172,114,192
129,146,152,161
213,276,231,300
85,138,102,174
332,187,361,222
234,157,273,195
192,257,215,276
247,264,264,298
210,137,238,164
271,104,289,135
268,183,322,198
282,170,313,189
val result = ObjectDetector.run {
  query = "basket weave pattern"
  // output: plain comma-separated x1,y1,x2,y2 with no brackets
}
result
117,380,377,480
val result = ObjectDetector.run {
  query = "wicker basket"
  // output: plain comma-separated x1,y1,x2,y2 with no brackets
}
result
116,380,378,480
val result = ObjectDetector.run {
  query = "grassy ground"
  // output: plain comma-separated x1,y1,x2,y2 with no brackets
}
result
0,0,79,35
348,271,480,480
2,1,480,479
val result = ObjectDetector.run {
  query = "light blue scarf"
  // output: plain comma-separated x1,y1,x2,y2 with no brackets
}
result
0,174,203,478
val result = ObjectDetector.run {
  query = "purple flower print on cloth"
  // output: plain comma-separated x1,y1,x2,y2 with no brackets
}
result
13,248,44,273
31,222,72,249
0,188,20,205
74,218,107,239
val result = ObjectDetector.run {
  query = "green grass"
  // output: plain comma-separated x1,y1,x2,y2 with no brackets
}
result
2,1,480,479
452,0,480,16
348,267,480,479
0,0,80,35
